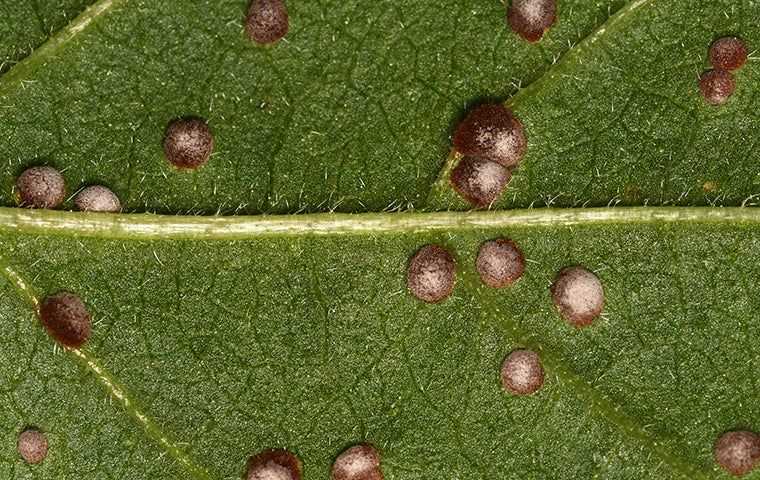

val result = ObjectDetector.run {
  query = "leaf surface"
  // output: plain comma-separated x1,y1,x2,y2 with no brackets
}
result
0,0,93,73
1,0,635,214
1,1,759,479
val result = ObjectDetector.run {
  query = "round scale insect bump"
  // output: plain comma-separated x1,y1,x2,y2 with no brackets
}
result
74,185,121,212
245,0,289,45
15,166,66,209
453,104,527,167
450,157,511,208
476,239,525,288
699,70,736,106
501,349,545,395
331,443,383,480
407,245,457,304
17,429,48,464
39,292,92,348
246,449,302,480
714,430,760,477
551,266,604,327
709,37,748,71
163,117,214,169
507,0,557,43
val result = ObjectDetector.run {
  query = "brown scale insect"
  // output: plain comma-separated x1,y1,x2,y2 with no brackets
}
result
507,0,557,43
709,37,748,71
246,449,302,480
39,292,92,348
450,157,511,208
331,443,384,480
501,349,545,395
453,104,527,167
15,166,66,209
245,0,289,45
163,117,214,170
476,239,525,288
407,245,456,304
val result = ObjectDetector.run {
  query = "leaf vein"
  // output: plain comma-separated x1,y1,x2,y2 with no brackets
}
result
0,258,214,480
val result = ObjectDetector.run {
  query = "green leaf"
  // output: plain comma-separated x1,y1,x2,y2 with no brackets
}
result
429,0,760,210
2,208,760,479
2,0,760,479
0,0,93,73
1,0,631,214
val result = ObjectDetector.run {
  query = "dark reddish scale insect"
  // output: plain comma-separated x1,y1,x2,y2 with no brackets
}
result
17,429,48,464
453,104,527,167
407,245,456,304
245,0,289,45
476,239,525,288
331,443,384,480
714,430,760,477
507,0,557,43
709,37,748,71
246,449,302,480
501,349,545,395
163,117,214,170
15,166,66,209
450,157,511,208
699,69,736,106
551,266,604,328
39,292,92,348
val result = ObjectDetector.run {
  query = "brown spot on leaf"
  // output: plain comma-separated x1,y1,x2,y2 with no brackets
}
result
17,429,48,464
331,443,383,480
39,292,92,348
450,157,511,208
245,0,289,45
699,70,736,106
163,117,214,170
501,349,545,395
507,0,557,43
709,37,748,71
551,266,604,328
74,185,121,213
476,239,525,288
714,430,760,477
15,166,66,209
407,245,456,304
702,180,719,193
246,449,302,480
453,104,527,167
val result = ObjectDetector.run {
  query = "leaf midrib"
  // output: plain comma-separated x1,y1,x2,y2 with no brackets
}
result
0,206,726,479
0,206,756,241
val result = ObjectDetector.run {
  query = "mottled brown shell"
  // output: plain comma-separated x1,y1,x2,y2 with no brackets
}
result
501,349,545,395
453,104,527,167
39,292,92,348
450,157,511,208
476,239,525,288
17,429,48,464
163,117,214,169
551,266,604,327
714,431,760,477
16,166,66,209
331,443,384,480
245,0,289,45
407,245,456,304
709,37,748,71
246,449,302,480
507,0,557,43
699,70,736,106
